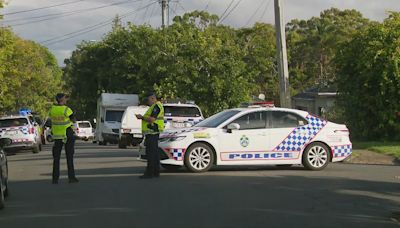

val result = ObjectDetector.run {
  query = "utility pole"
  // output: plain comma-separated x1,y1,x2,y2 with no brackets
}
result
274,0,291,108
160,0,169,28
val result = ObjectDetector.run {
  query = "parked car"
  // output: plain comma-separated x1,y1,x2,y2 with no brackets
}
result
139,107,352,172
163,102,204,129
0,115,42,153
74,121,94,141
0,138,12,209
119,106,148,148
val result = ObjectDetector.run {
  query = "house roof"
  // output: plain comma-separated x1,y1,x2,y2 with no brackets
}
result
293,86,338,100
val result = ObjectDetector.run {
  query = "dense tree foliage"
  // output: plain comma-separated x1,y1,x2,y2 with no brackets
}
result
0,28,62,116
64,11,277,118
286,8,370,93
336,12,400,140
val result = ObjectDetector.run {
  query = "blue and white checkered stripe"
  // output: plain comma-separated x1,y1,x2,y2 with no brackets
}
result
0,127,29,135
333,145,352,158
172,149,185,161
274,116,327,152
164,118,203,125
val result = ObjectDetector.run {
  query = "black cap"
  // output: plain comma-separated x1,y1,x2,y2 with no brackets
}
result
55,93,68,101
145,92,156,98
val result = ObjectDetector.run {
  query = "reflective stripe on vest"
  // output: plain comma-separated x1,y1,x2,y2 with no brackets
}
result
142,101,164,134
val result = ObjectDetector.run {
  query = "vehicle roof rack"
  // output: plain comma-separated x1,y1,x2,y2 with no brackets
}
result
163,98,196,105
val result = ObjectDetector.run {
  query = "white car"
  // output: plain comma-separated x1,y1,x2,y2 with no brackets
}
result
74,121,94,141
0,115,42,153
142,107,352,172
164,103,204,129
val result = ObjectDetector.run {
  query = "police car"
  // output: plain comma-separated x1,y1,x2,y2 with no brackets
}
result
0,115,42,153
150,107,352,172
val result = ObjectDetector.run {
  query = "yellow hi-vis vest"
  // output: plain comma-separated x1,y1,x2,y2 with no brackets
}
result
49,105,73,140
142,101,164,134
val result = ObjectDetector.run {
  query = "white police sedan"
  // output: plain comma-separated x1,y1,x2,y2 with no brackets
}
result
147,107,352,172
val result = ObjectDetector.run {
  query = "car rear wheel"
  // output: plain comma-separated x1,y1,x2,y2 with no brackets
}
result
118,140,127,149
184,143,214,173
302,142,330,171
32,144,40,154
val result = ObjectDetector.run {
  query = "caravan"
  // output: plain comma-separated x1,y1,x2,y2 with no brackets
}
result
95,93,139,145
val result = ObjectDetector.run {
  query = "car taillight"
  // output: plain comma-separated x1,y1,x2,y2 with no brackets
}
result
29,127,34,134
76,128,80,133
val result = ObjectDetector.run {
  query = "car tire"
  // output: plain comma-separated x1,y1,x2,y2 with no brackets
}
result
302,142,330,171
184,143,214,173
118,141,127,149
161,164,182,172
0,177,5,210
32,145,40,154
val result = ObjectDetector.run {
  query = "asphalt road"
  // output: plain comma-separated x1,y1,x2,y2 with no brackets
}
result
1,141,399,228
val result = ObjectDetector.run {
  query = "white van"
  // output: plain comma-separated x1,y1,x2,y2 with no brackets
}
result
74,121,94,141
118,106,148,148
95,93,139,145
163,103,204,129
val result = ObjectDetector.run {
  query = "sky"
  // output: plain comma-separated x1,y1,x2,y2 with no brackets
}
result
1,0,399,65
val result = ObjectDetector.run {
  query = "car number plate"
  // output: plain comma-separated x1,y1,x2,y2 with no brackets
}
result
133,134,142,138
173,122,185,128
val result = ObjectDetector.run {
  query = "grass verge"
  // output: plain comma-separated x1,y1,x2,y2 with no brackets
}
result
353,141,400,158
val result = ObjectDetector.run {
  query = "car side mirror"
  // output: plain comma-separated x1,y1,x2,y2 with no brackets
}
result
227,123,240,133
0,138,12,148
298,120,305,126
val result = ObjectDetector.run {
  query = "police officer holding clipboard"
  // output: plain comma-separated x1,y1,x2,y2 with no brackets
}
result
136,92,164,179
49,93,79,184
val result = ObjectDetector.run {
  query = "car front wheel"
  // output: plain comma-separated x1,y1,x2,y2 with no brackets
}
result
302,142,330,171
184,143,214,173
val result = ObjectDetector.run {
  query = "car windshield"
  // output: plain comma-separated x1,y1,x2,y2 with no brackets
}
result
105,110,124,122
195,110,240,128
0,118,29,128
164,106,202,117
78,122,91,128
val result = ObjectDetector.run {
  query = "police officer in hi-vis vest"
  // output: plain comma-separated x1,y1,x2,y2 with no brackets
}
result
49,93,79,184
136,92,164,179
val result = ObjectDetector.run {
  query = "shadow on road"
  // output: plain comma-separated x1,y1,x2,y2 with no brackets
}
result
1,172,399,228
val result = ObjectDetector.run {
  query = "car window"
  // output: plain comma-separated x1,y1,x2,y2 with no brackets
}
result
196,110,240,128
164,106,202,117
78,122,91,128
231,111,267,130
0,118,29,128
105,110,124,122
271,111,307,128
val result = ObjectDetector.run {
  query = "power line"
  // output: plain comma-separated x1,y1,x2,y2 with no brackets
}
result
41,1,157,46
258,0,272,22
4,0,146,25
245,0,265,27
219,0,243,23
218,0,235,23
3,0,85,16
147,2,157,24
5,0,143,27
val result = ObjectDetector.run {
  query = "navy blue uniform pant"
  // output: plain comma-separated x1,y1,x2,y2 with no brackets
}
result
144,134,160,176
52,127,76,181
